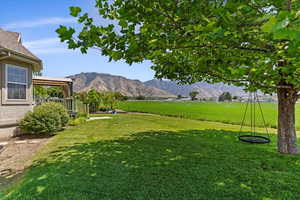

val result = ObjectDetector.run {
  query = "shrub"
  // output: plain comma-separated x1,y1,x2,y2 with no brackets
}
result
38,102,70,126
76,112,88,118
19,102,69,134
98,106,110,112
68,117,87,126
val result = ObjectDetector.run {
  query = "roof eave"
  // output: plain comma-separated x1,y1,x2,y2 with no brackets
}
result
0,47,43,72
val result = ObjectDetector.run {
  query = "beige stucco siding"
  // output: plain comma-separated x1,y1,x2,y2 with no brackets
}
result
0,104,33,126
0,58,34,127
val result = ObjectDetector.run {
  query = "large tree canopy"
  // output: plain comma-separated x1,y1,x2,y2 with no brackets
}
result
57,0,300,154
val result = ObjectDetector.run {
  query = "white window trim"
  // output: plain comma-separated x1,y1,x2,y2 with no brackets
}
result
5,64,28,101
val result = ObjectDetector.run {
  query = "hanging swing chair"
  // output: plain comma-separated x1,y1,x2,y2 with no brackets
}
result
239,92,271,144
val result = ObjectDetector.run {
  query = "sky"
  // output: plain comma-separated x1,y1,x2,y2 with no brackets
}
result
0,0,155,81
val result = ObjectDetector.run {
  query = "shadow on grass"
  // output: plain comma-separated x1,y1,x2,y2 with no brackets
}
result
4,129,300,200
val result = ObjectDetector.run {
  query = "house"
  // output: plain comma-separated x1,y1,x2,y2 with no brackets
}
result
0,29,42,138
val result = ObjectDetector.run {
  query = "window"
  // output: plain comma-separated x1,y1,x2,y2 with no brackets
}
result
6,65,28,100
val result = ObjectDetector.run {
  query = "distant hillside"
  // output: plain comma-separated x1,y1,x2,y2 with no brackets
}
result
68,73,175,98
144,79,247,98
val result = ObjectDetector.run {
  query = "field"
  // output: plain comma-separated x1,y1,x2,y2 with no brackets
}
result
119,101,300,130
2,114,300,200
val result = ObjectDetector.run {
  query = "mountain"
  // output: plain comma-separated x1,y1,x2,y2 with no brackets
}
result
144,79,247,98
68,72,248,98
68,73,175,97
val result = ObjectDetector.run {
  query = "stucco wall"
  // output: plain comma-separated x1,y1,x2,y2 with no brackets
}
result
0,104,33,126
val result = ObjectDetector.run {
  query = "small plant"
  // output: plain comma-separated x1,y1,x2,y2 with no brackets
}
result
68,117,87,126
19,102,69,134
77,112,88,119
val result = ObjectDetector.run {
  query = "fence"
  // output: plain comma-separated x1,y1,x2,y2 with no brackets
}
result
75,100,89,115
35,97,89,116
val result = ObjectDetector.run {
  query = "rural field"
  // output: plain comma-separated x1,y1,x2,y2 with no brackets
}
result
2,114,300,200
119,101,300,130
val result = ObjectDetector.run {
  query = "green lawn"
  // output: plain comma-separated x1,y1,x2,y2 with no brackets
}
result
2,114,300,200
119,101,300,129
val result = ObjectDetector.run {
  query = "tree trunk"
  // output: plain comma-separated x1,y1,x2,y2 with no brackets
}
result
277,87,299,154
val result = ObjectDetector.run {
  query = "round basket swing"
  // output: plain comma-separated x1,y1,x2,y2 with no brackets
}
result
238,92,271,144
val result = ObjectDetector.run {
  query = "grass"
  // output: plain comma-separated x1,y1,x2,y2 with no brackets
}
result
2,114,300,200
119,101,300,129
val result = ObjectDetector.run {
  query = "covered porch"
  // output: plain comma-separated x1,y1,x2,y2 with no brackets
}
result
32,76,75,113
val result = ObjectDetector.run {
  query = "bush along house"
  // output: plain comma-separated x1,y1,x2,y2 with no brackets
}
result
0,29,42,138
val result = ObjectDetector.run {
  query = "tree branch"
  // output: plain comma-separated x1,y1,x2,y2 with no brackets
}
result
205,71,292,90
238,19,269,27
286,0,292,11
164,44,271,53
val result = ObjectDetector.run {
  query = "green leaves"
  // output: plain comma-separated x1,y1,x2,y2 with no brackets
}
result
57,0,300,93
118,20,128,28
262,15,289,33
273,29,300,40
56,26,75,41
70,7,82,17
261,16,278,33
261,10,300,41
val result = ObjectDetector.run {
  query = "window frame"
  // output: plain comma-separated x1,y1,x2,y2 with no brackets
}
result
5,64,28,101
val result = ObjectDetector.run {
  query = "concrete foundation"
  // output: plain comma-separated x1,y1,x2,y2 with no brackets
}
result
0,126,18,140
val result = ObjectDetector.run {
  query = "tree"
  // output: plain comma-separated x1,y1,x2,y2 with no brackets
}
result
34,86,48,99
57,0,300,154
102,92,123,109
218,92,232,102
87,89,102,113
75,89,102,113
113,92,128,101
47,87,64,98
189,91,199,101
34,86,63,99
75,92,89,104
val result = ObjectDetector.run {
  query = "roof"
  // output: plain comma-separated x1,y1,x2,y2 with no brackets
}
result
33,76,72,84
0,29,42,70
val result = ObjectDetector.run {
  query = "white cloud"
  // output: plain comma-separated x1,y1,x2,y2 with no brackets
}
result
2,17,76,29
24,38,59,49
24,37,75,55
30,47,72,54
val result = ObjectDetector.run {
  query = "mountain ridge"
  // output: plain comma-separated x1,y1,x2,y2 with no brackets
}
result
68,72,175,97
144,79,247,98
68,72,247,98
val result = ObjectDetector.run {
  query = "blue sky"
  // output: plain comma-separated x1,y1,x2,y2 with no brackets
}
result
0,0,155,81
